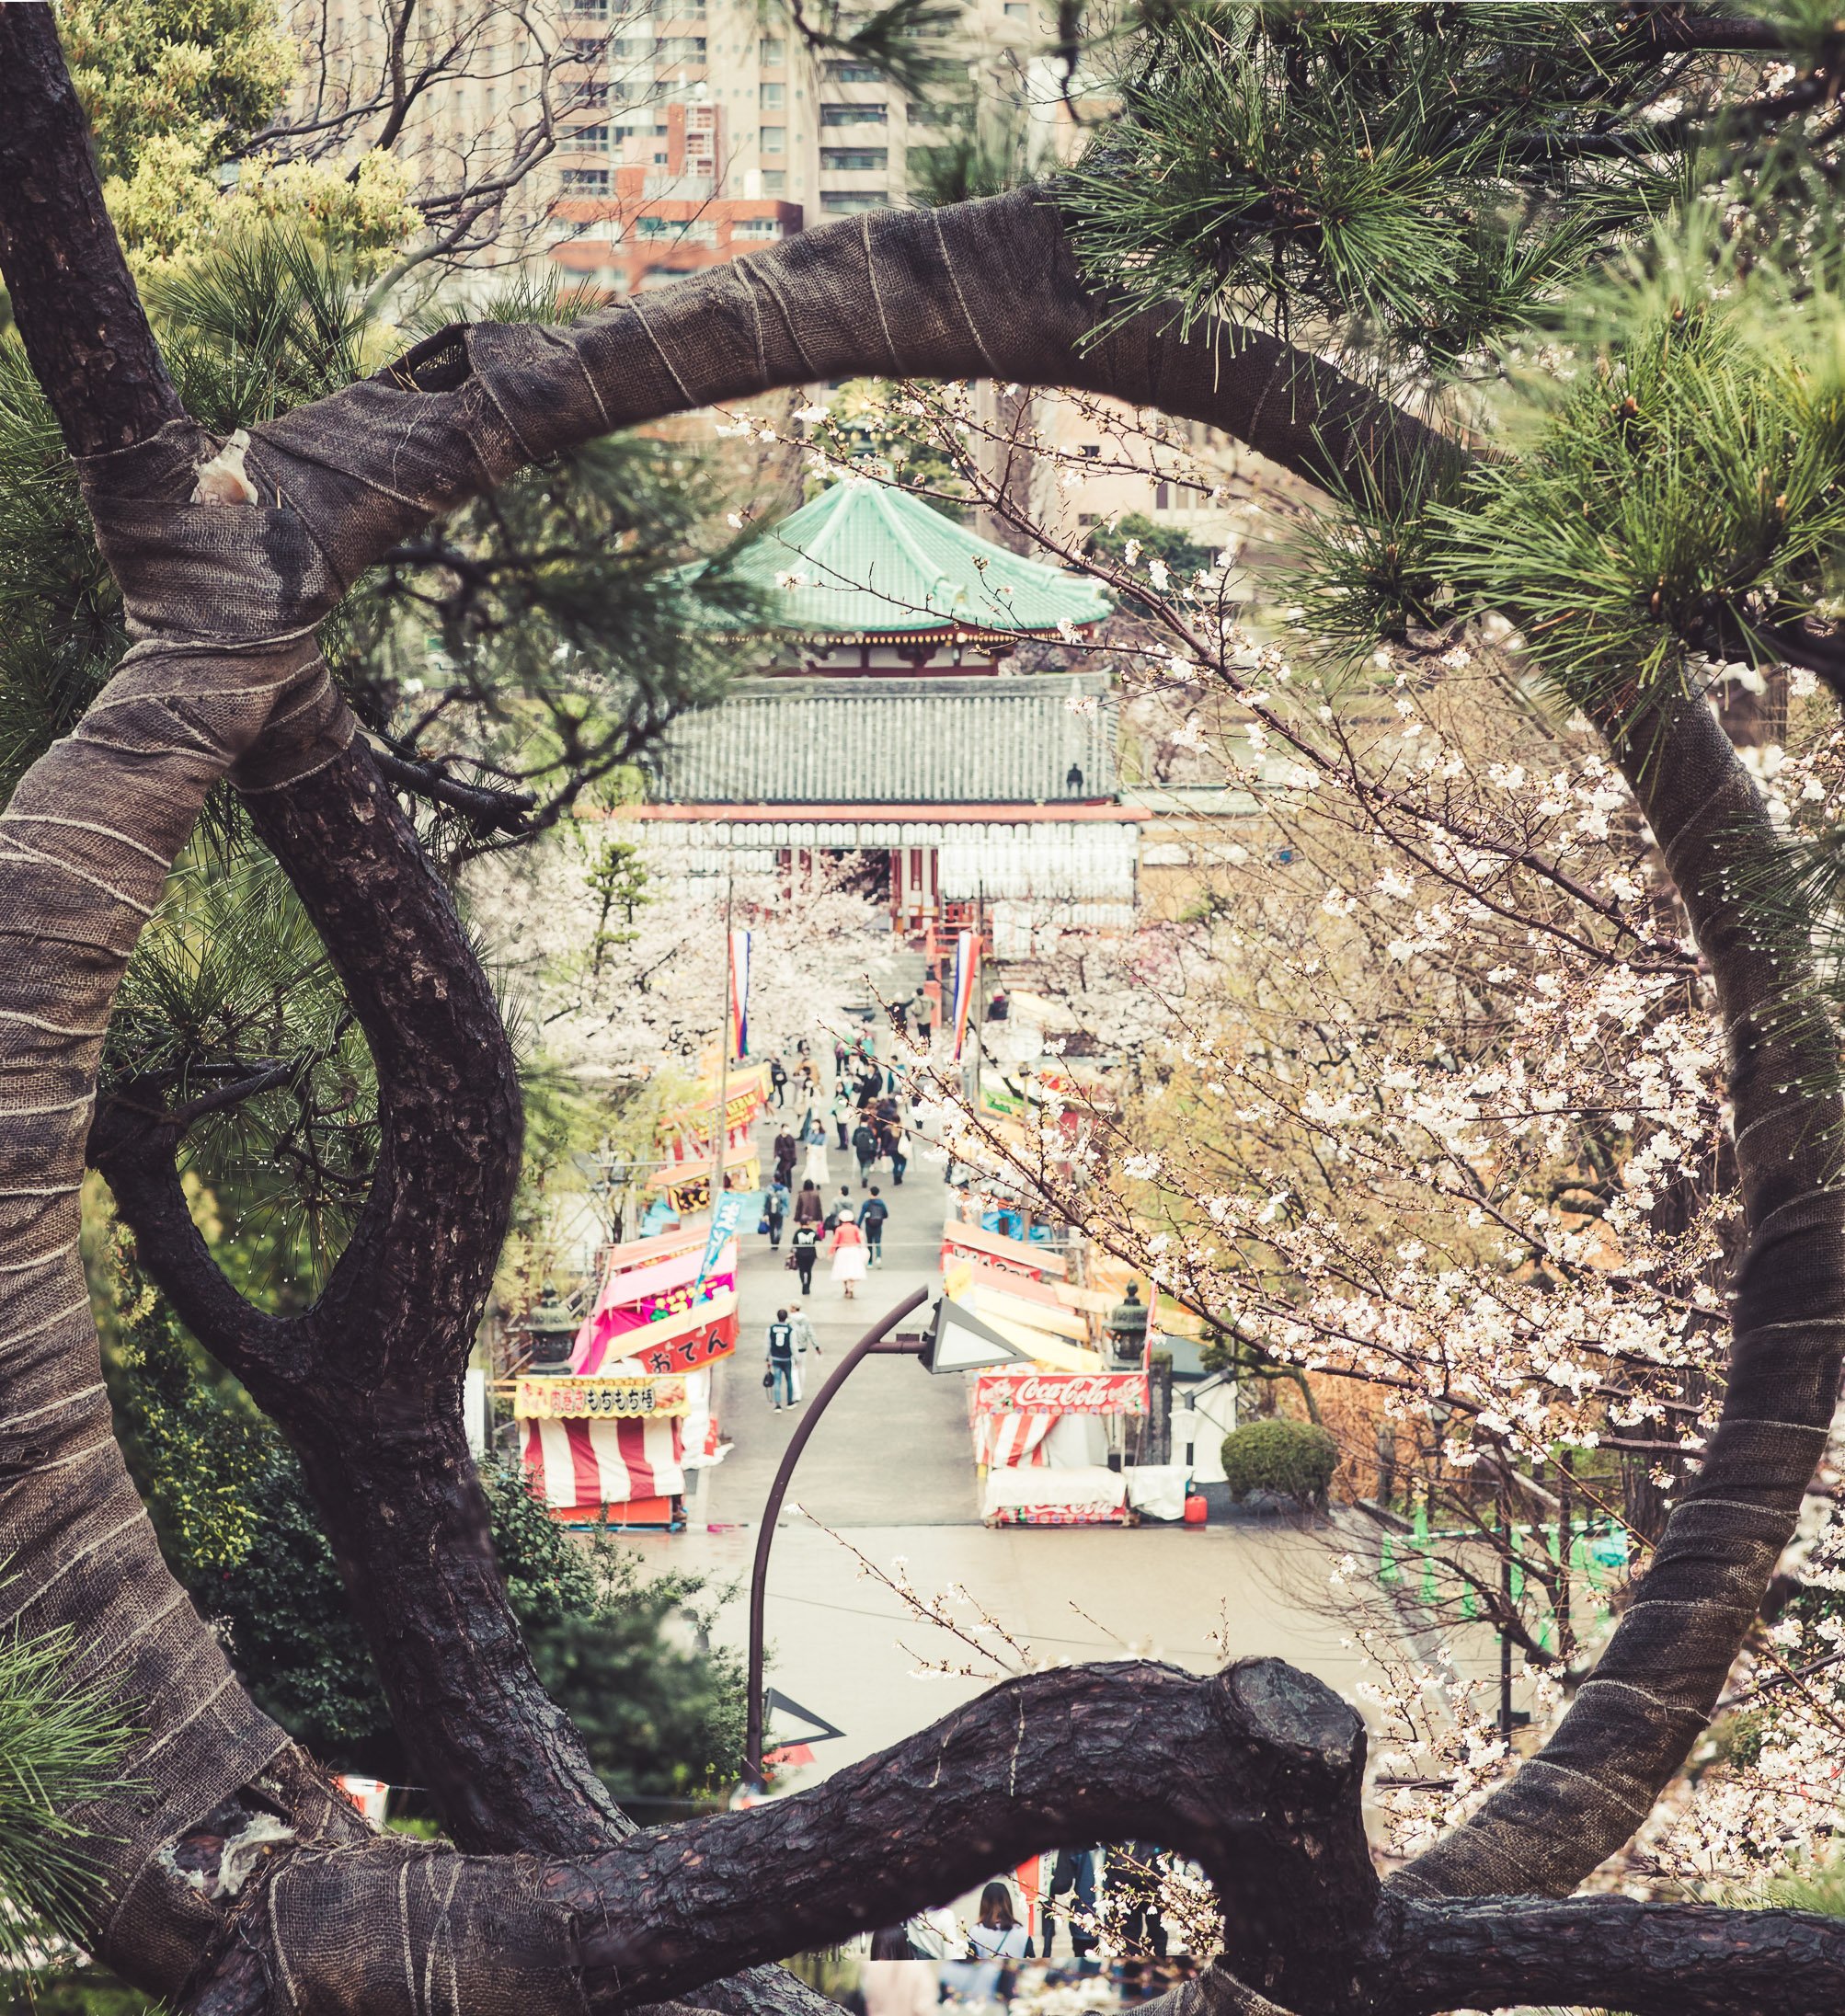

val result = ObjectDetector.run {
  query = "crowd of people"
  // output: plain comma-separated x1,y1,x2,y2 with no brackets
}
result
762,1032,911,1308
852,1850,1188,2016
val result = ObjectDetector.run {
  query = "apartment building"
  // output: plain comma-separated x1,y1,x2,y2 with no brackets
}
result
288,0,1050,281
545,0,1052,293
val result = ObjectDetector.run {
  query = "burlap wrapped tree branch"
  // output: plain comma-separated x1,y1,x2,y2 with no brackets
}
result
1,9,1842,2015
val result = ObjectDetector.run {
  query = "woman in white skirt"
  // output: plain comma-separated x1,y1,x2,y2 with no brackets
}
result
802,1117,831,1187
830,1206,868,1299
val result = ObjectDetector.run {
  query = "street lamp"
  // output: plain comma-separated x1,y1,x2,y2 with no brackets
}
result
741,1289,1029,1785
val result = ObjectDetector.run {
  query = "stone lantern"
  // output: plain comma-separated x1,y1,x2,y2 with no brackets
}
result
524,1286,577,1374
1106,1282,1149,1364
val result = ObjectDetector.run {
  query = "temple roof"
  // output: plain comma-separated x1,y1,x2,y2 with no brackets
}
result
721,479,1113,639
654,674,1117,805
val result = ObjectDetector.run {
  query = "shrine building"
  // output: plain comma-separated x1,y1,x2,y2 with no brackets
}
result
636,478,1141,951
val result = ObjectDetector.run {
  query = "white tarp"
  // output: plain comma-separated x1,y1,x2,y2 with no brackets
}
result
982,1463,1127,1518
1125,1464,1190,1521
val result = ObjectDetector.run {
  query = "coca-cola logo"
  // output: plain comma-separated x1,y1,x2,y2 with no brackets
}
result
979,1372,1147,1415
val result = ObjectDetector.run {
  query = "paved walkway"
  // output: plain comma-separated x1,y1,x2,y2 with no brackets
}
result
702,1106,975,1529
620,1102,1411,1783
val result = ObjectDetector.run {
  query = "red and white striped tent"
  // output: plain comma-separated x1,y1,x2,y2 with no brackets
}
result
522,1413,685,1518
520,1366,722,1526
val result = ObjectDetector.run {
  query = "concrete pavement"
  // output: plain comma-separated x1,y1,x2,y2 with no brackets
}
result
620,1100,1392,1785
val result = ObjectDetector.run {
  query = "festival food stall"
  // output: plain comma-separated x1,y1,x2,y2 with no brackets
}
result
942,1208,1186,1523
514,1224,737,1527
972,1364,1150,1525
650,1062,768,1211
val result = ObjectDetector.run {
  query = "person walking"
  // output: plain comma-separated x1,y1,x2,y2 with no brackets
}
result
787,1302,820,1399
877,1115,908,1186
790,1220,819,1295
765,1310,796,1411
768,1056,787,1108
852,1116,880,1190
828,1083,852,1151
794,1177,823,1225
802,1119,831,1187
860,1186,888,1266
824,1185,853,1231
764,1178,788,1250
773,1127,797,1190
1042,1845,1100,1966
964,1882,1032,2005
862,1930,937,2016
830,1208,868,1300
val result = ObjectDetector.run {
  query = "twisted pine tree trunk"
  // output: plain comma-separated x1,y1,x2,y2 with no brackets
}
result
1,11,1843,2016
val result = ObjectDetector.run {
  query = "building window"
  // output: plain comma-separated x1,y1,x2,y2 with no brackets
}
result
820,147,888,170
1003,3,1029,16
568,0,610,15
760,80,785,108
759,124,785,154
610,34,649,54
731,217,782,239
653,150,670,163
569,81,611,107
824,60,880,80
819,100,887,124
758,36,785,63
761,169,786,192
566,35,604,59
1080,443,1100,458
566,124,612,151
560,167,612,192
1077,512,1096,527
1155,481,1170,510
819,189,886,212
654,36,705,59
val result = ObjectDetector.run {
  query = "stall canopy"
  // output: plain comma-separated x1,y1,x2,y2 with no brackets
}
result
572,1227,739,1376
940,1219,1068,1280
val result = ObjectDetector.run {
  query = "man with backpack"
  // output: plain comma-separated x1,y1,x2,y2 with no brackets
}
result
860,1186,889,1266
765,1310,796,1411
852,1117,881,1190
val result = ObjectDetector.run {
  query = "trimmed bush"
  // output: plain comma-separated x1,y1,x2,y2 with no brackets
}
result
1220,1417,1339,1506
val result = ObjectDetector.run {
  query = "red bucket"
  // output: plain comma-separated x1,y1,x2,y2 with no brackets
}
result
1182,1493,1208,1526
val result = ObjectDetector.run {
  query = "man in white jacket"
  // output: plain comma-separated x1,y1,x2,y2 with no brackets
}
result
786,1304,821,1401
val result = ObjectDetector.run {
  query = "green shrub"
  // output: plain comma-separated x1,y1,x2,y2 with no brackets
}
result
1220,1418,1339,1506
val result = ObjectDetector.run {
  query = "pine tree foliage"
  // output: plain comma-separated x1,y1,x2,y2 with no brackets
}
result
0,1622,132,1963
3,222,763,1275
1060,3,1693,356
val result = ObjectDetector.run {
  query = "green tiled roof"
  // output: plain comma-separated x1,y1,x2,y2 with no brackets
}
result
725,479,1113,638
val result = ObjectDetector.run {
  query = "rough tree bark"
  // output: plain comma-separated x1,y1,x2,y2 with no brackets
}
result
0,9,1841,2016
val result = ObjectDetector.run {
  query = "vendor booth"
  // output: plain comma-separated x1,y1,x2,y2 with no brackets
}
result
972,1364,1151,1525
944,1206,1191,1524
515,1223,737,1527
651,1064,768,1211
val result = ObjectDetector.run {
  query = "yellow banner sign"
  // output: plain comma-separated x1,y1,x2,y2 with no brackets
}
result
515,1376,688,1420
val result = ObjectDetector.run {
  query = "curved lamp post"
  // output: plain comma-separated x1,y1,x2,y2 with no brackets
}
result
742,1286,1029,1784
